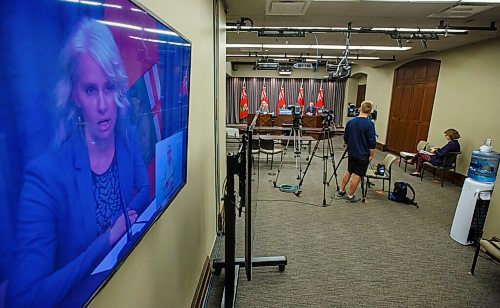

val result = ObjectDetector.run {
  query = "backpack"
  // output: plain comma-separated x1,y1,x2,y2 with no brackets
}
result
389,182,418,208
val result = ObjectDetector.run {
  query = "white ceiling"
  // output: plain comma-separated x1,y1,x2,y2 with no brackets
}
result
224,0,500,67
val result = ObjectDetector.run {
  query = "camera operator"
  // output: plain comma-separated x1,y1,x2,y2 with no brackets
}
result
336,101,376,203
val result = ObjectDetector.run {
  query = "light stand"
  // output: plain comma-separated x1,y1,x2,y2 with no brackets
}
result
213,131,287,308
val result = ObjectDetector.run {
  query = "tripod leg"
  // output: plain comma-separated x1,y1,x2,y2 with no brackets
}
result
296,133,321,191
327,134,340,191
322,136,328,206
273,133,293,187
328,148,347,186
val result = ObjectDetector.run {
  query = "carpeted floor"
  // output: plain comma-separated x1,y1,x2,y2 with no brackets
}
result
208,136,500,307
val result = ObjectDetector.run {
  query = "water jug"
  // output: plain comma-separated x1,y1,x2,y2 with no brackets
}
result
467,150,500,183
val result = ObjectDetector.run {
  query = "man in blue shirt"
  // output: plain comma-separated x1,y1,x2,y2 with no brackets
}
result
337,101,376,203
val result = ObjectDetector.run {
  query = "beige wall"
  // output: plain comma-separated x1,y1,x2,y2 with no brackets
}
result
218,3,227,222
351,37,500,241
90,0,217,307
349,65,395,144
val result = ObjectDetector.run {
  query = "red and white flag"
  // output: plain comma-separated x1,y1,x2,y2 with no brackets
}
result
297,80,304,113
239,80,249,119
260,84,268,107
316,81,324,114
276,80,286,114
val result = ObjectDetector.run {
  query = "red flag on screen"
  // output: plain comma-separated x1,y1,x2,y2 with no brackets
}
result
276,80,286,114
239,81,249,119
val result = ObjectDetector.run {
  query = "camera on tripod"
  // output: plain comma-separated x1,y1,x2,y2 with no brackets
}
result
319,108,334,127
287,105,303,127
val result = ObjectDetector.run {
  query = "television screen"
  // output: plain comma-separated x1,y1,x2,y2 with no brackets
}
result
0,0,191,306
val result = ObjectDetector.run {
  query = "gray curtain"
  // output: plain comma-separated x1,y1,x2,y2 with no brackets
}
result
226,77,346,127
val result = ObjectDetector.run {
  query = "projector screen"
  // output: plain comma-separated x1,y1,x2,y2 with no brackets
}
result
0,0,191,306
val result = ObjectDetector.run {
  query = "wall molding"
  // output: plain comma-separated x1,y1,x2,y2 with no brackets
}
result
191,256,212,308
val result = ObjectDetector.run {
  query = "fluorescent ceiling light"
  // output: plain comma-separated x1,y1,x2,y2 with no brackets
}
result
461,0,500,3
227,54,381,60
227,43,411,51
62,0,122,9
99,20,141,31
129,36,190,46
333,0,500,2
130,36,167,44
144,28,179,37
371,27,467,33
226,25,468,34
363,0,456,2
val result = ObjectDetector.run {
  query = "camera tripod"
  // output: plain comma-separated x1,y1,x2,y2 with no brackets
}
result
272,120,303,189
296,122,341,206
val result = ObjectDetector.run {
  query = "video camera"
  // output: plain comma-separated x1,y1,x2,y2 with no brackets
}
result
347,103,359,117
324,63,351,82
319,108,334,127
287,105,303,128
287,105,302,118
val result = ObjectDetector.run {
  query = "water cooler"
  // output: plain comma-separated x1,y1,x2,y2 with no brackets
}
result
450,139,500,245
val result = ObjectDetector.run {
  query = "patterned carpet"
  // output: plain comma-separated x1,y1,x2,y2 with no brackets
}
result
208,137,500,307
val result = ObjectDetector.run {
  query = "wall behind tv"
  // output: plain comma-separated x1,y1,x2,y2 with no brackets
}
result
91,0,218,306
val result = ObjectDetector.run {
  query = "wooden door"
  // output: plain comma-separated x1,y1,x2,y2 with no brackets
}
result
386,59,440,153
356,84,366,107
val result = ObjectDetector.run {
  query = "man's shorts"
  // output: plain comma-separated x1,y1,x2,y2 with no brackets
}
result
347,156,370,177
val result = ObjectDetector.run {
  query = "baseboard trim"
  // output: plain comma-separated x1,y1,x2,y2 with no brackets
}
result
191,256,212,308
376,142,386,151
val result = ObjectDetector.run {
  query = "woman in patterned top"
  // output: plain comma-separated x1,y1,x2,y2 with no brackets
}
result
8,18,150,307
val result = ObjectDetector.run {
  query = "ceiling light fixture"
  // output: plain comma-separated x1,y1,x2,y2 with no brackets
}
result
226,53,395,61
227,43,411,51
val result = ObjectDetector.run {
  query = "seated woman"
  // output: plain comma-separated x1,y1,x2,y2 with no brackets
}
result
258,101,269,114
408,128,461,177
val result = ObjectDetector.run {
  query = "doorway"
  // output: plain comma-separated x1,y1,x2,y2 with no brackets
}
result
386,59,440,153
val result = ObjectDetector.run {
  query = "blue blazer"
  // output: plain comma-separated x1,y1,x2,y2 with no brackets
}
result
8,127,150,307
430,139,461,166
305,106,316,114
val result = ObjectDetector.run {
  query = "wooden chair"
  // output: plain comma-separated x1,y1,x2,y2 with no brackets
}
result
362,153,397,202
420,151,461,187
470,236,500,275
399,140,429,172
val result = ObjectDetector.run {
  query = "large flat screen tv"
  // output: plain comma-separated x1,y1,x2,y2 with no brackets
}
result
0,0,191,306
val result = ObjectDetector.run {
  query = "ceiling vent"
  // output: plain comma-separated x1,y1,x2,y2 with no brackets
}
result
293,62,314,69
429,3,498,19
266,0,312,16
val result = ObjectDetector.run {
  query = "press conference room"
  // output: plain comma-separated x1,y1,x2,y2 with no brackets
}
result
0,0,499,307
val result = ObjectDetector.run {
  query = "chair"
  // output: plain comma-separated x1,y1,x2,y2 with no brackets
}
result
399,140,429,172
259,138,283,170
362,153,397,202
250,138,260,166
420,151,461,187
470,236,500,275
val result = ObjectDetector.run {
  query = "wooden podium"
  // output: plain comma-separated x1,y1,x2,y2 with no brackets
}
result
247,114,321,128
